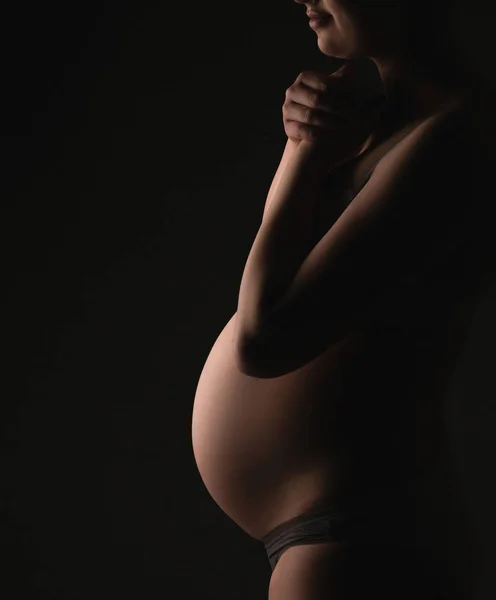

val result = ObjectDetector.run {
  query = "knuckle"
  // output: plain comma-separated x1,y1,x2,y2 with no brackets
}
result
309,92,320,108
282,99,293,116
303,107,314,123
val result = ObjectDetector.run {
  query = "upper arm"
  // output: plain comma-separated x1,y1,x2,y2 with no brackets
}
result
237,114,487,378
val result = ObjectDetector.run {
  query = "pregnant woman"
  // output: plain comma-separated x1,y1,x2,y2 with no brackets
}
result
192,1,494,598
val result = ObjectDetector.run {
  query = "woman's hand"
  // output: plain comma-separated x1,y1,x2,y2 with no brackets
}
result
282,63,386,168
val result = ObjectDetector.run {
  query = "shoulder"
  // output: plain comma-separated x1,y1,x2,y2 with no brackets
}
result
375,99,483,204
364,99,491,270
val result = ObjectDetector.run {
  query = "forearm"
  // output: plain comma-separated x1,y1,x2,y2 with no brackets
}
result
237,141,339,340
262,138,349,223
262,138,301,223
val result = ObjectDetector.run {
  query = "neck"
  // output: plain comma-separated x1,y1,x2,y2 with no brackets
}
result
372,57,467,129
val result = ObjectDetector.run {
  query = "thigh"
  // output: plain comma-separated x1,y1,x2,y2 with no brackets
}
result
267,541,451,600
268,541,344,600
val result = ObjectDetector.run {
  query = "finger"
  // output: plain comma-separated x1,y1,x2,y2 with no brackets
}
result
284,100,339,128
333,63,354,76
297,70,333,93
300,71,349,105
286,85,339,115
285,120,328,142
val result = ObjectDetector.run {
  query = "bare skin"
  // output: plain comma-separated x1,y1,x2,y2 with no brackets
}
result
192,105,481,598
192,1,485,598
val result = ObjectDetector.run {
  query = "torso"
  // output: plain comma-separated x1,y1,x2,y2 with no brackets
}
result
191,98,483,595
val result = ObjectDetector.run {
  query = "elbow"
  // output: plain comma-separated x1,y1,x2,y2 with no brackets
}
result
234,313,364,379
233,333,252,376
233,310,278,378
233,329,303,379
236,352,280,379
233,331,272,378
233,328,283,379
235,354,268,378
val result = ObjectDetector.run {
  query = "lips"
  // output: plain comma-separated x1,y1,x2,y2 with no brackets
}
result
306,11,330,20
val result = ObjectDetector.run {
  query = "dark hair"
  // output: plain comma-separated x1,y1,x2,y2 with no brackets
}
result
402,0,491,96
400,1,460,81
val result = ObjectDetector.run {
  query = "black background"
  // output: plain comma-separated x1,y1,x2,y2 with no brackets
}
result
1,2,495,598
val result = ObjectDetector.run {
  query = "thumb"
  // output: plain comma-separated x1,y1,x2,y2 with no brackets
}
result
334,63,354,77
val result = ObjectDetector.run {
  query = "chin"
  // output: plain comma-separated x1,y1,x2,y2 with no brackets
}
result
316,30,363,61
318,41,362,61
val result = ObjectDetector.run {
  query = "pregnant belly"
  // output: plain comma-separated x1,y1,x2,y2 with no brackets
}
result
191,313,360,538
191,311,466,541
